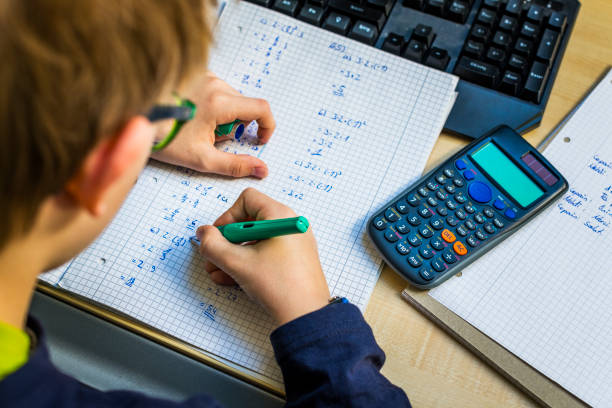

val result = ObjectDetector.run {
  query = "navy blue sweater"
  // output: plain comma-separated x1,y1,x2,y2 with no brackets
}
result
0,303,410,407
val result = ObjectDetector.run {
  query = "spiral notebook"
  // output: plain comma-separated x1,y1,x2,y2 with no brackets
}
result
427,68,612,408
39,1,457,390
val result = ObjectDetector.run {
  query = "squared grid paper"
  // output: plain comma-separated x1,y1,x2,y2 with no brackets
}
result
431,70,612,408
43,1,457,386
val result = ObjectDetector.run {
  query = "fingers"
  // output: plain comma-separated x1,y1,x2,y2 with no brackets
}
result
228,96,275,143
213,188,296,226
196,225,249,277
200,147,269,179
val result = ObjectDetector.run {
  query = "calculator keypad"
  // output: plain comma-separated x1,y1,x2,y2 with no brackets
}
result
369,154,520,287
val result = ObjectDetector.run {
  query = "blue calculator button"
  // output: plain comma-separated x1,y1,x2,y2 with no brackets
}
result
407,213,421,226
373,216,387,230
463,170,475,180
444,168,455,178
384,229,399,242
396,241,411,255
437,207,448,216
407,255,422,268
384,208,399,222
455,209,467,220
436,190,447,200
483,207,495,218
419,268,435,281
464,219,476,230
418,206,433,218
419,226,434,238
455,193,467,203
407,233,422,247
504,208,517,219
466,235,479,247
406,194,421,207
474,213,485,224
430,237,444,250
484,223,495,234
430,217,445,230
396,201,410,214
445,184,456,194
493,218,505,228
453,178,465,187
446,215,459,226
419,247,434,259
396,220,410,234
418,187,429,197
446,200,457,210
442,250,457,264
493,199,505,210
435,174,446,184
426,197,438,207
464,203,475,214
475,229,487,241
431,258,446,272
455,159,467,170
468,181,492,203
456,225,469,237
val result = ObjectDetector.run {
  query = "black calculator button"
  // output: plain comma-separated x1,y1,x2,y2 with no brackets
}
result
446,215,459,226
466,235,479,247
396,220,410,234
437,207,448,216
431,258,446,272
384,228,399,242
385,208,399,222
464,203,475,214
456,225,468,237
445,184,456,194
467,181,492,203
455,209,467,220
493,199,505,210
396,240,411,255
426,181,438,191
435,174,446,184
454,159,466,170
464,219,476,230
436,190,447,201
442,250,457,264
483,207,495,218
484,223,495,234
419,226,434,238
453,178,465,187
407,194,421,207
418,187,429,197
396,200,410,214
407,255,422,268
446,200,457,210
475,229,487,241
407,213,422,226
430,237,444,250
443,168,455,178
419,247,434,259
418,206,433,218
504,208,517,219
408,233,422,247
493,217,505,228
419,268,435,281
426,197,438,207
455,193,467,203
373,216,387,230
430,217,444,230
474,213,486,224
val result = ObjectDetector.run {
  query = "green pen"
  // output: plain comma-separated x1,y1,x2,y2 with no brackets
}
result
190,216,309,244
215,119,245,140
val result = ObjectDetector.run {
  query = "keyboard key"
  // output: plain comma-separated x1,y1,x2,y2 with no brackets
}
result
425,0,446,17
476,9,497,28
448,0,470,24
436,189,447,199
419,225,434,238
456,224,468,236
441,228,456,243
430,237,444,250
444,168,456,177
373,216,387,230
455,192,467,203
407,254,422,267
470,24,490,43
474,212,485,223
382,33,404,54
430,217,444,230
483,207,495,218
445,184,456,194
514,38,534,58
431,258,446,272
418,206,433,218
396,220,410,234
426,180,438,190
498,15,518,33
396,200,410,214
453,177,465,187
526,6,544,25
464,219,476,230
548,12,567,32
521,61,550,103
419,268,435,281
464,203,475,213
437,206,448,216
504,0,521,16
403,39,426,62
435,174,446,184
446,200,457,210
328,0,386,30
453,241,468,256
492,31,512,51
466,235,479,247
412,24,435,48
493,217,504,228
442,250,457,264
322,12,351,35
419,246,434,259
384,228,399,242
406,193,421,207
484,222,495,234
367,0,394,15
508,54,528,75
425,48,450,71
486,47,506,67
427,197,438,206
504,208,517,219
493,199,505,210
298,5,325,25
520,21,539,39
467,181,492,203
446,215,459,226
463,170,475,181
273,0,300,15
454,56,500,88
407,213,421,226
385,208,399,222
418,186,429,196
475,229,487,240
349,20,378,45
536,29,560,64
455,209,467,220
396,240,411,255
408,233,422,246
499,70,522,96
464,40,485,59
455,159,466,170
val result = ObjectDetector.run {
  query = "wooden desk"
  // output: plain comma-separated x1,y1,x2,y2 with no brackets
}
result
364,1,612,407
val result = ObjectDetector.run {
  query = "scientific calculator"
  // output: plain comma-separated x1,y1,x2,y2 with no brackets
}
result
367,125,567,288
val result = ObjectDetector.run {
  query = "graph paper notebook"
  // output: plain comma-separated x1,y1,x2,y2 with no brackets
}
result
40,1,457,389
430,69,612,408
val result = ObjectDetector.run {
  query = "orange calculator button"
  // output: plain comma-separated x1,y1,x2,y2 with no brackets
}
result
441,229,456,243
453,241,468,256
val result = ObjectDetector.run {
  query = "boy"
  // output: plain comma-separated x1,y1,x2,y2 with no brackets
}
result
0,1,411,406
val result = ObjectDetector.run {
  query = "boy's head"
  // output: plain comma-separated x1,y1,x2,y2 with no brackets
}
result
0,0,213,268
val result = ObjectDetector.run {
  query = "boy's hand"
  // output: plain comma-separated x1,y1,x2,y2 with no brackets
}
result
196,188,330,326
151,72,275,178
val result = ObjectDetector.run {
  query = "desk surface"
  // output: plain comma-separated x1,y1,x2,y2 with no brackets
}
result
364,1,612,407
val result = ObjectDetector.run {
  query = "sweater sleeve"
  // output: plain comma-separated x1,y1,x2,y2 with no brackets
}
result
270,303,411,408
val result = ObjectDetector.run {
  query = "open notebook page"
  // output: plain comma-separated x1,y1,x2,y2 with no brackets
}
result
40,1,457,387
430,69,612,408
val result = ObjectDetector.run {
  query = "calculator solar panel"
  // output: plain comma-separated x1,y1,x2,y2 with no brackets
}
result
243,0,580,138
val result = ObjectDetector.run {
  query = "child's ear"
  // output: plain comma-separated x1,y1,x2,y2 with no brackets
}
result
65,117,154,216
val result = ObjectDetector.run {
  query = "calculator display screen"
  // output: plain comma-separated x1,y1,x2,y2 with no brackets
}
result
471,142,544,207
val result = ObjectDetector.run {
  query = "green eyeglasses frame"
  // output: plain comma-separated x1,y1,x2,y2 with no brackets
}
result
146,96,197,152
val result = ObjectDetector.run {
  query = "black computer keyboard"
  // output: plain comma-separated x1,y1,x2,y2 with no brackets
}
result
243,0,580,138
